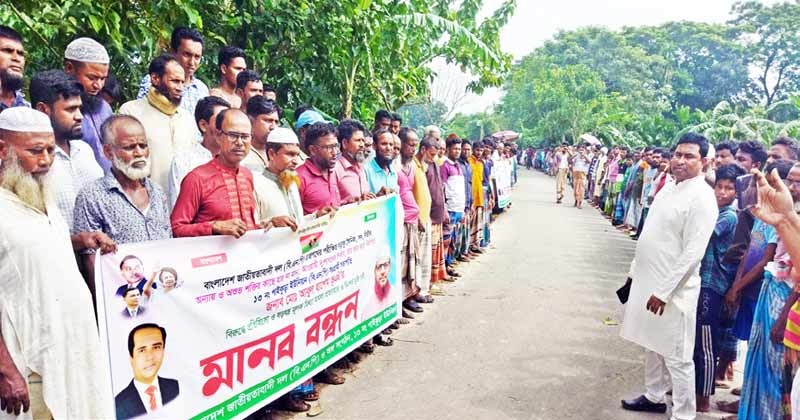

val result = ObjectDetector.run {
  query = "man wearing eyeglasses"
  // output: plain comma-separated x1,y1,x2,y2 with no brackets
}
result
171,109,260,238
296,121,341,216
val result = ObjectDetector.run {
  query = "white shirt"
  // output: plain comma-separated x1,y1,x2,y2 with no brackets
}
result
133,379,163,413
241,149,269,175
0,188,113,419
51,140,103,229
167,142,213,209
620,175,718,361
119,98,198,192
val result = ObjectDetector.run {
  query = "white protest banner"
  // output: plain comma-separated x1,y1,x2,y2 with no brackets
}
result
96,195,402,420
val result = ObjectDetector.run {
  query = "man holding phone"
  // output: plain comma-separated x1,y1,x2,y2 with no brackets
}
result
620,133,718,420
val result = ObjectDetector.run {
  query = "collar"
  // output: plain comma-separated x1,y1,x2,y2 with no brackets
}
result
133,378,158,392
445,158,457,165
211,157,241,175
0,187,49,216
413,156,427,170
54,140,82,159
146,89,179,115
103,171,150,193
0,90,30,109
339,155,360,170
303,159,325,177
370,158,394,174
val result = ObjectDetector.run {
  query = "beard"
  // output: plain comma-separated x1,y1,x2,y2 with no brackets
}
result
374,279,391,301
375,153,393,168
113,155,151,180
0,149,53,213
278,169,301,190
81,91,102,113
156,83,181,105
0,69,23,92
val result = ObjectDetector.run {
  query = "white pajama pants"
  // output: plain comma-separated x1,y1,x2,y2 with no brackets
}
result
417,221,432,296
792,368,800,420
644,349,696,420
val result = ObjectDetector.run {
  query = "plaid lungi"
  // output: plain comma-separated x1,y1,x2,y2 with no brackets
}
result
430,223,446,283
400,222,420,299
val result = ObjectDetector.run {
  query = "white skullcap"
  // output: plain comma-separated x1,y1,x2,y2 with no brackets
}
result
600,147,608,154
267,127,299,144
0,107,54,133
64,37,110,64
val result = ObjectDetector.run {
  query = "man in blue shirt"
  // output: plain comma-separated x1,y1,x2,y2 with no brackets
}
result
364,128,398,195
0,26,30,112
693,163,746,412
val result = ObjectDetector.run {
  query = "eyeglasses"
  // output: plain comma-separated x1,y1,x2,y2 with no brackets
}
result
314,144,340,153
220,130,251,143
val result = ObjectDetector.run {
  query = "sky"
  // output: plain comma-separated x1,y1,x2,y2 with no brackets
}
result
434,0,779,116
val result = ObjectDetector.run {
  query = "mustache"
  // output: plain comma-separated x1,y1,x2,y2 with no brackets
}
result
0,149,52,213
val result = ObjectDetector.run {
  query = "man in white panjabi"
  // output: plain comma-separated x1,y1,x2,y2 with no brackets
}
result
0,107,113,419
620,133,718,420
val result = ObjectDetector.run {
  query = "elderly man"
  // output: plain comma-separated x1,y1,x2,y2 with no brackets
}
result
397,128,424,315
73,115,171,296
63,37,113,172
120,54,196,191
235,70,263,110
410,131,436,303
167,96,229,207
29,70,104,231
209,46,247,109
0,26,28,111
137,27,208,116
296,122,341,215
334,119,374,203
421,136,449,290
243,95,280,174
620,133,718,420
171,109,261,238
0,107,113,419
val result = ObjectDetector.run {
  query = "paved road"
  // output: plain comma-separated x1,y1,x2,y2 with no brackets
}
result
283,169,738,420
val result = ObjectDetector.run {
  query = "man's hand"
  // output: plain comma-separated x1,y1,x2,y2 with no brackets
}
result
724,287,740,309
315,205,337,218
418,220,426,233
361,192,377,201
377,187,395,196
269,216,298,232
771,316,788,345
646,295,665,316
0,367,29,415
74,231,118,254
751,168,796,228
212,219,248,238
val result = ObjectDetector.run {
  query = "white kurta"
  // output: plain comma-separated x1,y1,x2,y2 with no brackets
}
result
119,98,197,192
620,175,718,362
0,189,113,419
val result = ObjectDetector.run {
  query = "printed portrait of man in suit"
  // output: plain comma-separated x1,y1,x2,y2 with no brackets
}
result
115,323,179,419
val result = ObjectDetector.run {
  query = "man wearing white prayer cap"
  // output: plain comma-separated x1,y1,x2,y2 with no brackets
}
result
0,107,114,419
64,36,114,172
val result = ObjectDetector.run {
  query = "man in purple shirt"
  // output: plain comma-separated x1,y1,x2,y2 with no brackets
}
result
63,37,113,172
441,138,465,276
297,122,341,215
334,119,375,203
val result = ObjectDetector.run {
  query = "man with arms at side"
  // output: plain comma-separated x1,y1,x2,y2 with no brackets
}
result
397,128,424,314
364,128,398,197
171,109,262,238
243,95,280,175
73,115,171,299
440,137,465,278
410,131,436,302
0,26,29,111
115,323,179,420
0,107,113,419
620,133,718,420
208,46,246,109
167,95,230,207
335,119,374,203
63,37,113,172
137,27,208,117
120,53,196,191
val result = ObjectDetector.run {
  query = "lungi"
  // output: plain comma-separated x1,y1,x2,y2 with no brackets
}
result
430,223,446,283
400,223,420,299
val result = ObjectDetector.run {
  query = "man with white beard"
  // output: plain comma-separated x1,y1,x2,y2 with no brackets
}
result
73,114,172,293
0,107,113,419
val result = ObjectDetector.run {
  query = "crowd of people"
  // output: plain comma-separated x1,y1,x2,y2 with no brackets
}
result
0,25,523,419
527,135,800,420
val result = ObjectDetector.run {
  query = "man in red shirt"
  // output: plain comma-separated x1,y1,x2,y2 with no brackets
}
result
170,108,260,237
296,122,341,215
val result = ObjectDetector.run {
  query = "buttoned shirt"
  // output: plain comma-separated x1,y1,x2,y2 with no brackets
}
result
334,156,369,203
167,142,213,208
81,100,114,172
398,162,419,224
364,158,398,194
440,159,465,213
133,379,163,413
171,160,258,237
0,90,30,111
72,172,172,245
241,149,269,176
52,140,104,230
137,74,209,118
297,159,341,215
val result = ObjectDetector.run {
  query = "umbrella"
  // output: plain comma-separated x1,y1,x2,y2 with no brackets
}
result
579,133,602,146
492,130,519,141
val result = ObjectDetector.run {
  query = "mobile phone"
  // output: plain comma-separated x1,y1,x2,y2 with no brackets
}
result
736,174,758,211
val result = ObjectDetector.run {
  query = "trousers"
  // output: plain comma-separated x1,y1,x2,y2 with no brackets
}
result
644,349,696,420
556,168,568,197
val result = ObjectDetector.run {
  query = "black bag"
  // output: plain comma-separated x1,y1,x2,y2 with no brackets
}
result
616,277,632,304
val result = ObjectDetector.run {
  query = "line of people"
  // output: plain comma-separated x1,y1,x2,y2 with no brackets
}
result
0,24,519,419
